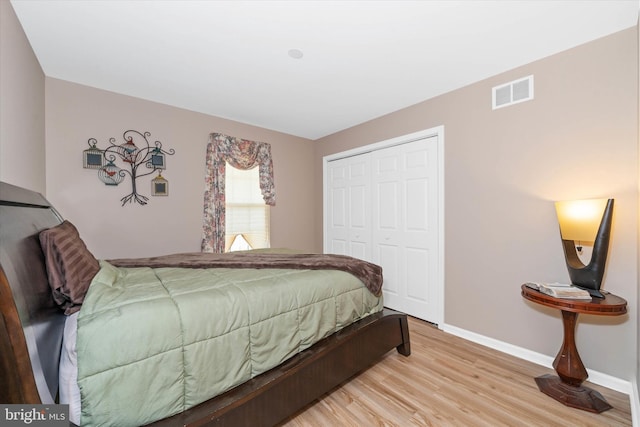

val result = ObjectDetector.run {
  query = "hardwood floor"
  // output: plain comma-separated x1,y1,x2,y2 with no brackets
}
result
283,316,632,426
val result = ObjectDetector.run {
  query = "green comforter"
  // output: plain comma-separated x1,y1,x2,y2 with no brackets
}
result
77,261,383,426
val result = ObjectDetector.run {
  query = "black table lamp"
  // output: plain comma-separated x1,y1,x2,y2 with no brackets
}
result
554,198,614,298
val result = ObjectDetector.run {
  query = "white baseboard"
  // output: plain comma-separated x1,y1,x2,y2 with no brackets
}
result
630,377,639,427
441,322,632,395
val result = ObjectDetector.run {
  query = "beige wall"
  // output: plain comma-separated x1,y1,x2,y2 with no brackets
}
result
45,79,315,259
0,1,45,193
314,28,638,380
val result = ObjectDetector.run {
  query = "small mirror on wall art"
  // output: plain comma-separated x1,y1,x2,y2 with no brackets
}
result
150,148,166,169
83,140,104,169
152,173,168,196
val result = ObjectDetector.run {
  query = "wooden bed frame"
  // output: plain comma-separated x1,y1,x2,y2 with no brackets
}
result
0,181,411,426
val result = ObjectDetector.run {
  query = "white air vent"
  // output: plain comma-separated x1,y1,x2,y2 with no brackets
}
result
492,75,534,110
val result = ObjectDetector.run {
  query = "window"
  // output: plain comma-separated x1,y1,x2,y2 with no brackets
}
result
225,163,270,252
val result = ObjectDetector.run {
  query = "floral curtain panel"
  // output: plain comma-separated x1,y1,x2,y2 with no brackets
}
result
201,133,275,253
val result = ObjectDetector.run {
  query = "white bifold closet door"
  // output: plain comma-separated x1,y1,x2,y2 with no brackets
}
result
326,136,439,323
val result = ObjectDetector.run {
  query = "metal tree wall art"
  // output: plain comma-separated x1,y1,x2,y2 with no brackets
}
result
83,130,175,206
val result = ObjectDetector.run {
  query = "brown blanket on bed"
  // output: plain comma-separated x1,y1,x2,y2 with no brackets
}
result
108,252,383,296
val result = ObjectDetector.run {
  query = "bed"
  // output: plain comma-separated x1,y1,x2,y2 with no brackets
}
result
0,181,410,426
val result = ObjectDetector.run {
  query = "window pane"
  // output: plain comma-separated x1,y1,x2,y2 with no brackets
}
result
226,165,263,203
225,163,270,252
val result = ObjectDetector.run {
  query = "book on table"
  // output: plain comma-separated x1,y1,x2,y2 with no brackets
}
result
524,282,592,299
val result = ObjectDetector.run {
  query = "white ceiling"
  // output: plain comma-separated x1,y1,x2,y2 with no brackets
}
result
11,1,639,140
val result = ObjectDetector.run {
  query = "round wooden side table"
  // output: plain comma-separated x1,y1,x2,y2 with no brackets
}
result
521,284,627,413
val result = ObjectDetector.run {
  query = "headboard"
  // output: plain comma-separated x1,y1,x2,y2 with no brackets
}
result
0,181,65,404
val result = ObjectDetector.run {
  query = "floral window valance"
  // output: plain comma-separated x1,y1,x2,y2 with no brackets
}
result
201,133,275,253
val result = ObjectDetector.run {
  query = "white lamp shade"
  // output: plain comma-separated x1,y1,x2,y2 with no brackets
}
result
555,198,608,242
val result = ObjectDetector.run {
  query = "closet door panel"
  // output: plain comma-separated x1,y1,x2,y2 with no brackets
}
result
372,137,439,321
347,156,371,262
326,155,372,261
349,241,368,261
403,137,439,321
327,159,349,255
350,184,368,234
376,243,400,295
406,179,428,230
376,181,400,231
406,247,429,301
372,146,406,312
